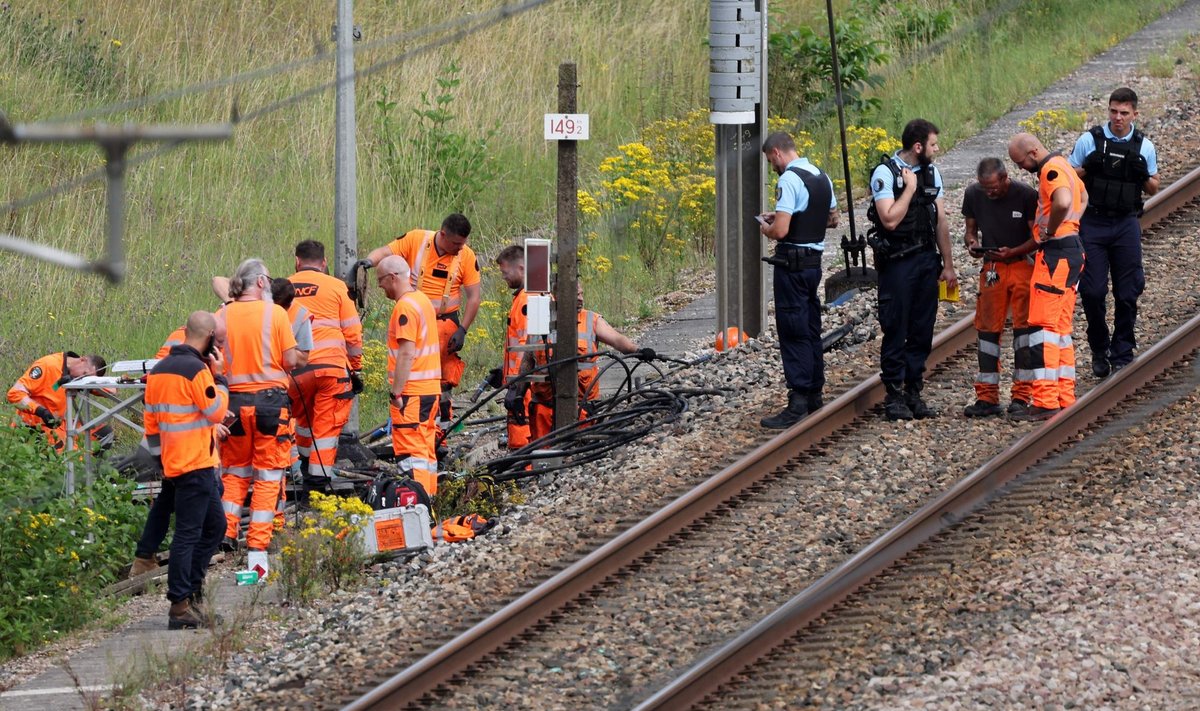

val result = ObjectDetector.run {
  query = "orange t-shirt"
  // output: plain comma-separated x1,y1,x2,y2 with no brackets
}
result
387,291,441,396
386,229,481,315
1036,154,1087,240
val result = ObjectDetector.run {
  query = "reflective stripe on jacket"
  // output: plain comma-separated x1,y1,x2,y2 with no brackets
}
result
503,289,529,384
222,300,297,392
143,345,229,478
387,290,442,396
288,268,364,369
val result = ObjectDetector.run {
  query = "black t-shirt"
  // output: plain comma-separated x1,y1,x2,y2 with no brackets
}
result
960,180,1038,250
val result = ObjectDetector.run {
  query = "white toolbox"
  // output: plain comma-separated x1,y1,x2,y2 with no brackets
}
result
361,504,433,555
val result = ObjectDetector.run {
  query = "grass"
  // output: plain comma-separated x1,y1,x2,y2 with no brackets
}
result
0,0,1188,400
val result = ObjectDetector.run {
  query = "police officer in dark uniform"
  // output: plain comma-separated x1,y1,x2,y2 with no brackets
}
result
867,119,957,420
757,131,838,429
1068,87,1160,377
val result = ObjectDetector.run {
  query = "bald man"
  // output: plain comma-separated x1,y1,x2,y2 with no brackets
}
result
1007,133,1088,421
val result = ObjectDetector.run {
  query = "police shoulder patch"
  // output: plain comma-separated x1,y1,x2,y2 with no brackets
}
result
1047,170,1058,181
399,314,409,327
872,177,885,192
29,366,43,380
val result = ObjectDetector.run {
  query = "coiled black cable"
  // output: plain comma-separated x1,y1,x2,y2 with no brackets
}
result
435,349,721,482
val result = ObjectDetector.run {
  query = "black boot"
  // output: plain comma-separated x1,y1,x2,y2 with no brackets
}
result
905,382,936,419
883,383,914,421
760,391,809,430
806,392,824,413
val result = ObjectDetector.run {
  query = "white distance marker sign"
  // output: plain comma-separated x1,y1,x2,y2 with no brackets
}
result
544,113,589,141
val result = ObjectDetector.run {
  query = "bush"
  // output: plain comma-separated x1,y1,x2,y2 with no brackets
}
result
274,492,373,606
768,13,888,122
0,427,143,660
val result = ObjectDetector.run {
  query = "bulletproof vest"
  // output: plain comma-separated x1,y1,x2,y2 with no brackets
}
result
783,165,832,245
1081,125,1146,216
866,156,939,248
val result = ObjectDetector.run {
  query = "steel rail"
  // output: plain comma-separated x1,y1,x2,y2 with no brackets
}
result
1140,165,1200,230
343,325,975,709
636,294,1200,708
346,168,1199,709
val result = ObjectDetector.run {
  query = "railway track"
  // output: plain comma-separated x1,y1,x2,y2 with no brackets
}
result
339,169,1200,709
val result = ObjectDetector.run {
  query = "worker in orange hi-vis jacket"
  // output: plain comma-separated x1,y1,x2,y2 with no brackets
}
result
1008,132,1088,422
366,213,481,427
522,282,653,442
217,258,299,580
286,240,363,492
140,310,229,630
378,254,442,496
8,351,107,449
494,245,532,451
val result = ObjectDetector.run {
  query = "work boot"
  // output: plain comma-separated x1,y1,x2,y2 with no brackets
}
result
247,549,270,581
128,555,158,579
1011,405,1060,422
806,392,824,413
883,384,913,421
905,383,936,419
1007,399,1031,416
168,600,206,630
219,536,238,553
963,400,1002,418
760,391,809,430
189,597,224,627
1092,357,1111,379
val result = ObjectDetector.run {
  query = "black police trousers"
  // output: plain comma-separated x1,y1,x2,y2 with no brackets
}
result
877,248,941,386
774,257,824,395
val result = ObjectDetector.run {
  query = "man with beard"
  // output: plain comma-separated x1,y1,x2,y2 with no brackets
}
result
866,118,957,421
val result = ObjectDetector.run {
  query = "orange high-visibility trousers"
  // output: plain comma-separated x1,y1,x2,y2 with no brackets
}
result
1028,237,1085,410
221,397,292,550
289,365,353,477
390,394,440,496
973,259,1034,405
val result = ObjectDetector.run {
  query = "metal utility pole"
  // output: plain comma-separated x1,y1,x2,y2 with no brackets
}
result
334,0,361,434
552,62,580,433
0,121,232,282
710,0,767,339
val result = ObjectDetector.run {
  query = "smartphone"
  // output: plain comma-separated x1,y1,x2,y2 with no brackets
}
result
203,334,217,358
754,215,770,226
969,246,988,257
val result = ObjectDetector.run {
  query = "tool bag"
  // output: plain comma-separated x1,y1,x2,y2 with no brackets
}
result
366,472,431,511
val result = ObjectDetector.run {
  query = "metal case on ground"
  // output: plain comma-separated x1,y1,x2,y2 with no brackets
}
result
361,504,433,554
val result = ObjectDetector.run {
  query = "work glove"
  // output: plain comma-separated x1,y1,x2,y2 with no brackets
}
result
447,325,468,353
353,258,374,273
504,383,528,426
34,406,59,428
349,370,365,394
636,347,657,361
484,367,503,390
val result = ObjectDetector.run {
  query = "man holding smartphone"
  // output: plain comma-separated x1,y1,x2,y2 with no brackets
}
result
757,131,838,429
961,157,1038,417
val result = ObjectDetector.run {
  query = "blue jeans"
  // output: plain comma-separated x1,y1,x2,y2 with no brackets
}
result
135,482,174,559
166,468,225,603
